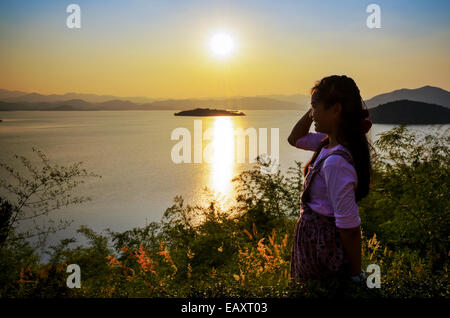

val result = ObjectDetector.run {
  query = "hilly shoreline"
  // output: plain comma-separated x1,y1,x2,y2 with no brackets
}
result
369,99,450,124
1,86,449,125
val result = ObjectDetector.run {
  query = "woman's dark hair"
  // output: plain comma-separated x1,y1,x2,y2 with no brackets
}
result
304,75,374,202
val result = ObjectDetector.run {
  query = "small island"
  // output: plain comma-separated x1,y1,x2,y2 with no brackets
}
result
174,108,245,117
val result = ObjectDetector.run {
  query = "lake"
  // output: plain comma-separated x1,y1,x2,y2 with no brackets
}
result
0,110,446,258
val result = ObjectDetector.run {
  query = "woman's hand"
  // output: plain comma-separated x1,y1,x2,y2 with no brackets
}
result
350,270,366,283
287,108,314,147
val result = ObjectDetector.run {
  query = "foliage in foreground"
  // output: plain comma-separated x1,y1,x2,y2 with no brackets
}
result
0,125,448,298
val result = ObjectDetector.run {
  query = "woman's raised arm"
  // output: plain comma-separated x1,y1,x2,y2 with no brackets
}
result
287,108,313,147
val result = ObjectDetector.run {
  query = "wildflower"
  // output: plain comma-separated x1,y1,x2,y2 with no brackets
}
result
252,222,258,237
105,255,122,268
134,245,155,273
282,234,288,248
243,228,253,240
38,267,49,280
269,228,275,246
18,266,26,284
157,244,177,278
187,247,195,259
240,270,245,282
158,247,175,265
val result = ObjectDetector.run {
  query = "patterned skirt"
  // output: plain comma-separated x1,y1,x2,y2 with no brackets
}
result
290,205,352,284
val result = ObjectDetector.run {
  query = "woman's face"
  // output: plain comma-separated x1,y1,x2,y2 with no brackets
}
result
310,92,341,134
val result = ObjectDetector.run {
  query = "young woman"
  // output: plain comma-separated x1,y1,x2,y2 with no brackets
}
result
287,75,373,284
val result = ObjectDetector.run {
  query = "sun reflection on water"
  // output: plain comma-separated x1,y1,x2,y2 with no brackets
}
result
209,117,235,201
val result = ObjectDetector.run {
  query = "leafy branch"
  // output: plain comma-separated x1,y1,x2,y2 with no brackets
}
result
0,147,102,248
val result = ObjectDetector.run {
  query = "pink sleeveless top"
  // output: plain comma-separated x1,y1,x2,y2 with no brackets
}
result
295,132,361,229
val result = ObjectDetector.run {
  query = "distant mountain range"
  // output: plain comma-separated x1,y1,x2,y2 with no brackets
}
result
364,86,450,109
0,96,300,111
0,89,159,104
0,85,449,115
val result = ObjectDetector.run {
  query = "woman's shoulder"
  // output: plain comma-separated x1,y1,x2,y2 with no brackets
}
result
322,145,355,170
321,148,358,187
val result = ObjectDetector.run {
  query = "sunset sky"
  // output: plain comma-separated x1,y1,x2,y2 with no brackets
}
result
0,0,449,100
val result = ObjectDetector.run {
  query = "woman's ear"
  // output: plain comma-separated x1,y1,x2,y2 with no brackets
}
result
332,102,342,118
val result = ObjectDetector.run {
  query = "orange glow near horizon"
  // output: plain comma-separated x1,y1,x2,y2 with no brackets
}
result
0,2,449,100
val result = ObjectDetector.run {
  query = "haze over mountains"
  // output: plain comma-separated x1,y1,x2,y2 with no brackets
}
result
0,89,158,104
0,86,449,124
0,96,300,111
0,85,449,111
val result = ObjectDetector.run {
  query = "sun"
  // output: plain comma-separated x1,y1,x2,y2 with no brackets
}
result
209,32,236,58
